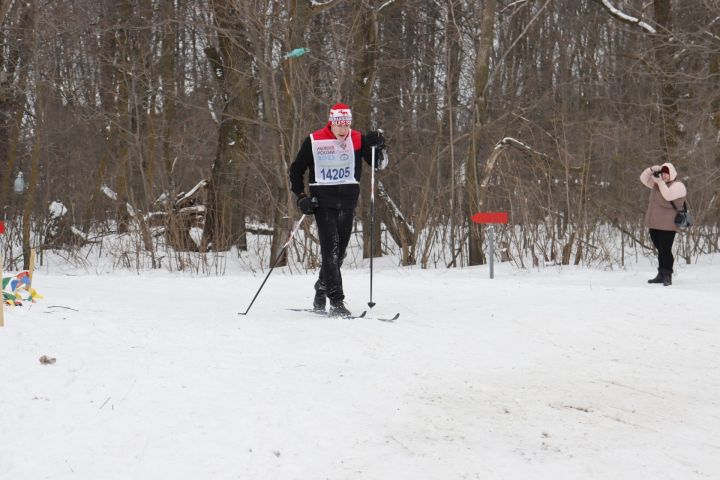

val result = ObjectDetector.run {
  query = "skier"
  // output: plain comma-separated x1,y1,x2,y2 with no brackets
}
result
289,103,387,317
639,162,687,286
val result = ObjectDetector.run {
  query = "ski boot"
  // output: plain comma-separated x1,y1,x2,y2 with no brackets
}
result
328,298,352,318
313,280,327,312
313,291,326,312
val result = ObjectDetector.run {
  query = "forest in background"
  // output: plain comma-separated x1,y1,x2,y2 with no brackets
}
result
1,0,719,272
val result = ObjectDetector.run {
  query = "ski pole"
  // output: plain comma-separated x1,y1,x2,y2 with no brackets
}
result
239,214,307,316
368,146,376,308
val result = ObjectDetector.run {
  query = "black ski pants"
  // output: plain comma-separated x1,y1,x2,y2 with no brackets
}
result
315,206,354,302
649,228,676,272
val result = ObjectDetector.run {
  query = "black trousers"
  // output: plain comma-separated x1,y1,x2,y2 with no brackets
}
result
649,228,676,272
315,207,354,301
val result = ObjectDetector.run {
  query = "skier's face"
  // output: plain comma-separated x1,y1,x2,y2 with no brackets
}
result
331,123,350,138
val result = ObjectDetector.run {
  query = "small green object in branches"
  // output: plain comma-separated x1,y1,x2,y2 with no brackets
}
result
284,48,310,59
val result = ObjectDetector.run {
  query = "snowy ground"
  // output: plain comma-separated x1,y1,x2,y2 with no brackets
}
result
1,255,719,479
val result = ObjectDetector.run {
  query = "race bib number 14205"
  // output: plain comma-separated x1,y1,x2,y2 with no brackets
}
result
319,167,351,181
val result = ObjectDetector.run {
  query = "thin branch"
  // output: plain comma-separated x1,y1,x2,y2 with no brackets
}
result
496,137,550,159
377,0,398,13
308,0,345,12
0,0,12,26
484,0,552,97
499,0,530,15
594,0,656,34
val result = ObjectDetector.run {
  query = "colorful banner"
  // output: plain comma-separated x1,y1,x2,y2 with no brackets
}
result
2,271,43,306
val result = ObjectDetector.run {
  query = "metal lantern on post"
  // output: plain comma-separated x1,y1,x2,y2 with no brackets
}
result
13,171,26,194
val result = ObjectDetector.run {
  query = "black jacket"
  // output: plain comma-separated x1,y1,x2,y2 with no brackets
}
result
289,128,383,209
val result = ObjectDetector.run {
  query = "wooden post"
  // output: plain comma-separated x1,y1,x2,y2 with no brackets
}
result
1,221,4,326
28,248,36,289
1,256,4,327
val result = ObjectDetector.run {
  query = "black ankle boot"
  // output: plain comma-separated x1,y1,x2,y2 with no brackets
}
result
648,270,663,284
662,270,672,286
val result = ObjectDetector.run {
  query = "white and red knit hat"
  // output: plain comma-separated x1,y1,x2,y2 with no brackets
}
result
328,103,352,125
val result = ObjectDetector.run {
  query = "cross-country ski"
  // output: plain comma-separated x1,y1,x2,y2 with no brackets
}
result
287,308,399,323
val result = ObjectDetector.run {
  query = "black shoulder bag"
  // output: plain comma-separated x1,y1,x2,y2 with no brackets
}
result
670,200,693,229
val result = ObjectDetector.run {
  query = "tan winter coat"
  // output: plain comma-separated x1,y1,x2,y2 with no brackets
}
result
640,163,687,232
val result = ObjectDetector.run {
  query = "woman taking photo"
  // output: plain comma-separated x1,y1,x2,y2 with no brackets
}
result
639,163,687,286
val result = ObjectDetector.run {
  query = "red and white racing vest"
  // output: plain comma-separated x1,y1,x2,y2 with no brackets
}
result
309,127,361,186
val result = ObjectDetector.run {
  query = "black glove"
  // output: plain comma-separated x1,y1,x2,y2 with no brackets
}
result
365,130,385,150
297,194,318,214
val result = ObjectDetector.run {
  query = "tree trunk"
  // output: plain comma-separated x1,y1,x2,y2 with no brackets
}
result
653,0,680,163
269,0,346,267
0,2,33,210
160,0,178,192
85,3,119,232
114,0,132,234
350,1,382,260
203,0,253,252
21,6,40,270
466,0,497,266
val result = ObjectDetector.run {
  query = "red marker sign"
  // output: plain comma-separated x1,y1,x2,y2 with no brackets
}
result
470,212,508,279
0,221,4,234
471,212,508,224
